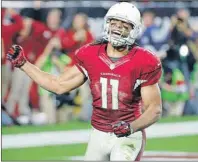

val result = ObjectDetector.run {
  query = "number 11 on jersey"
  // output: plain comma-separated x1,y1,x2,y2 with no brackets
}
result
100,77,119,110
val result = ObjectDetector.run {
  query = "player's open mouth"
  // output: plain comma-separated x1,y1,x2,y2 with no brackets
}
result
111,30,128,38
112,31,122,36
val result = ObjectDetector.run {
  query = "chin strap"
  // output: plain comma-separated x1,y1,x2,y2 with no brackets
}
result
112,43,133,52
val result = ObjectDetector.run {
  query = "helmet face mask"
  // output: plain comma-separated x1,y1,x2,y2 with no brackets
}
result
103,2,142,48
106,18,134,47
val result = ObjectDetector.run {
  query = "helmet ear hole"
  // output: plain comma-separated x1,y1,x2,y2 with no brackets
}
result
130,23,135,30
130,25,140,39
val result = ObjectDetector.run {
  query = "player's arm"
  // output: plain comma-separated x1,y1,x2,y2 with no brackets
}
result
22,62,85,94
112,83,162,137
7,45,86,95
112,52,162,137
130,83,162,133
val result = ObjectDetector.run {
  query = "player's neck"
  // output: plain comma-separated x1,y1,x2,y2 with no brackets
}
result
106,43,129,58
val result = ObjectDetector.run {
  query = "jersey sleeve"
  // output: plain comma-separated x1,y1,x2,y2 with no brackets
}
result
140,51,162,87
73,45,89,77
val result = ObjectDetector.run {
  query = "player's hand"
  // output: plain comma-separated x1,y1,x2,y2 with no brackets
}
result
112,121,131,137
7,45,27,68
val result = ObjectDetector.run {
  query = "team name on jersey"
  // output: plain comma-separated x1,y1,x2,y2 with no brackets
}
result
101,73,121,78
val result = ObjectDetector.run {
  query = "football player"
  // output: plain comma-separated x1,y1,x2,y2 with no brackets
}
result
6,2,162,161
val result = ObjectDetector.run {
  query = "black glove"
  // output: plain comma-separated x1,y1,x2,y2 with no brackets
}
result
7,45,26,68
112,121,132,137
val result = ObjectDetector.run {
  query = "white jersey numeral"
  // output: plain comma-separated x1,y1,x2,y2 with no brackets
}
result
100,77,119,110
100,77,108,109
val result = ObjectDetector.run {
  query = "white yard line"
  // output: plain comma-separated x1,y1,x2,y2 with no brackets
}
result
2,121,198,149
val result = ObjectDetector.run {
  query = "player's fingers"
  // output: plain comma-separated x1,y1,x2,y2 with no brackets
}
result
111,121,122,127
7,53,13,60
116,133,124,138
10,47,15,54
7,48,14,55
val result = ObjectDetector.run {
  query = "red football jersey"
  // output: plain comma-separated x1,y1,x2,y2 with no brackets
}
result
75,43,162,132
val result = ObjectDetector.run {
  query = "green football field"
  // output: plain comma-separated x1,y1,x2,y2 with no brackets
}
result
2,115,198,160
2,115,198,135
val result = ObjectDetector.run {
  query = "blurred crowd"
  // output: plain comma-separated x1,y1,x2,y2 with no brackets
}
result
139,8,198,117
2,1,198,126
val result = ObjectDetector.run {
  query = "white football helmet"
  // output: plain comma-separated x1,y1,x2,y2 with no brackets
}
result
103,2,142,47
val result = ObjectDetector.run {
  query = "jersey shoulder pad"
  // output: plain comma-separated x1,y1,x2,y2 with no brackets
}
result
75,43,101,61
137,47,161,73
75,43,91,56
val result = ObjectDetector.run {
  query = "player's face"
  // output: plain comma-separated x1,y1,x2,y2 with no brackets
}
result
109,19,133,38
